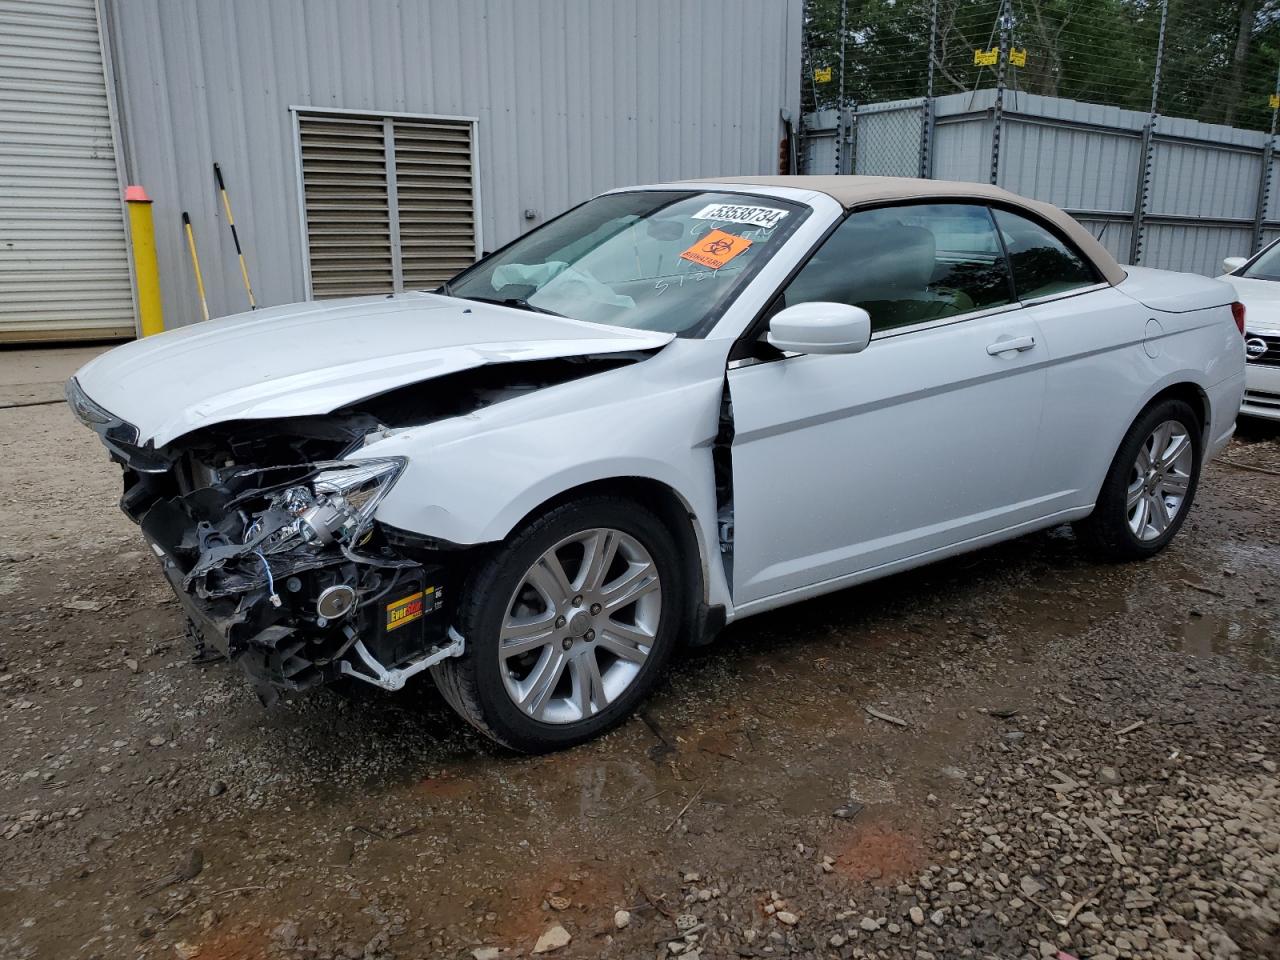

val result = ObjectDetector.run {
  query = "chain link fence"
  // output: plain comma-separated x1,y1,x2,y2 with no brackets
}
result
800,0,1280,272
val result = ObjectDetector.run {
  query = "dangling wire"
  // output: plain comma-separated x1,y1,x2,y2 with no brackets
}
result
254,549,282,607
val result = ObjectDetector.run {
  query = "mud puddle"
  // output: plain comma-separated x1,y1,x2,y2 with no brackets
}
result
1173,609,1278,668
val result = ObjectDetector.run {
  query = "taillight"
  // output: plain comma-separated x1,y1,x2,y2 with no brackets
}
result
1231,301,1246,335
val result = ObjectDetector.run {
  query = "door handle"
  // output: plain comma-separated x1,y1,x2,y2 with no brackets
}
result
986,335,1036,356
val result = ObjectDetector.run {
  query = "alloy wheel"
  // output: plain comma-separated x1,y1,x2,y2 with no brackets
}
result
1126,419,1193,542
499,528,661,724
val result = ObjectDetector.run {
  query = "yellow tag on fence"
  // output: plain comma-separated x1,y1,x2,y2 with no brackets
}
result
1010,47,1027,67
974,48,998,67
1270,93,1279,109
814,66,832,83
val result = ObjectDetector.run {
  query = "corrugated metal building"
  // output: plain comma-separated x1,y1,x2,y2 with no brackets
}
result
0,0,134,341
0,0,802,341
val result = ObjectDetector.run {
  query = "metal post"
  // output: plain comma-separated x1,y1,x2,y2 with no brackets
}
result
990,0,1011,185
125,186,164,335
848,102,858,175
919,0,938,178
1130,0,1168,265
799,0,815,173
1251,62,1280,253
834,0,848,174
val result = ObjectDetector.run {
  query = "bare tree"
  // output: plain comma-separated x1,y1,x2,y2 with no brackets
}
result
1016,0,1084,97
934,0,990,93
1223,0,1259,125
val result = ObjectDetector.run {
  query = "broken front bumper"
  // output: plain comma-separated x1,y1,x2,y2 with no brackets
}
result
152,536,458,702
68,379,467,703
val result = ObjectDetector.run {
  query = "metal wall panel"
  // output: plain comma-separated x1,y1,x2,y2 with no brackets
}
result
104,0,802,328
804,88,1277,276
997,118,1141,216
1144,223,1254,277
1149,139,1263,220
930,117,991,185
0,0,133,341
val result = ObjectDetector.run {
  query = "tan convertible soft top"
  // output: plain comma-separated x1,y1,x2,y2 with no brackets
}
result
698,175,1126,286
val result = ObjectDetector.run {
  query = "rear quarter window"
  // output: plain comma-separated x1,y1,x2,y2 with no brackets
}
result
992,208,1098,300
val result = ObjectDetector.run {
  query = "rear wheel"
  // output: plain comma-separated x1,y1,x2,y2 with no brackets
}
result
432,496,685,752
1076,397,1202,561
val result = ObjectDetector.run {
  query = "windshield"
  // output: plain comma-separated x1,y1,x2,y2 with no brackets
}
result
1242,242,1280,281
443,191,808,336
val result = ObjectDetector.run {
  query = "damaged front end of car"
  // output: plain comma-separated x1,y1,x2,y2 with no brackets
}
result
65,377,461,704
65,334,666,706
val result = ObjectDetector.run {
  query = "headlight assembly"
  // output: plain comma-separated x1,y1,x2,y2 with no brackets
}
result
287,457,406,547
64,377,141,445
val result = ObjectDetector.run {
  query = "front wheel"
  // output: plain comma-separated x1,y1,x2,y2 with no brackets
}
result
1075,397,1203,561
431,496,686,752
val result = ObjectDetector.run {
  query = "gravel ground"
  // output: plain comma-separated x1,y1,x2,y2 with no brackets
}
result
1,361,1277,960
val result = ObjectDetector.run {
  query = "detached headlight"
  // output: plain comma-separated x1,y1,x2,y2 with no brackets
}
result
290,457,405,546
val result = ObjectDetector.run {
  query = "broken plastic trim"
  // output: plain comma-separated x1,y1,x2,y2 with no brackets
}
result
65,377,170,472
339,626,466,691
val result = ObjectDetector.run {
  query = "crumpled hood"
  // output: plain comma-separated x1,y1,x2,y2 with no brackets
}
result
73,292,673,447
1217,274,1280,332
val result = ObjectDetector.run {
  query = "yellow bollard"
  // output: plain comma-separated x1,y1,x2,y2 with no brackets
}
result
125,185,164,336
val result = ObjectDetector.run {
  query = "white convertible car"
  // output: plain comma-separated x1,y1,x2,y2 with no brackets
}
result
69,176,1246,751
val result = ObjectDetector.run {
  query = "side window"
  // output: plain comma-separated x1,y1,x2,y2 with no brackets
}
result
991,208,1098,300
782,203,1014,333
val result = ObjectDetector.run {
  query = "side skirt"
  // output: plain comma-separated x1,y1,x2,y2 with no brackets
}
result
728,505,1095,622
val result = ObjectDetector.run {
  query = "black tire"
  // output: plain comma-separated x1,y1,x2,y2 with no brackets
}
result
1075,397,1203,561
431,496,687,753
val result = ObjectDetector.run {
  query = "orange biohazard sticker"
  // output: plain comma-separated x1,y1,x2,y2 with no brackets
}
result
679,229,753,271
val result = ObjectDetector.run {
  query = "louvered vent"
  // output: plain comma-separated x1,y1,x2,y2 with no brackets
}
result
298,111,476,299
299,114,394,297
393,118,477,288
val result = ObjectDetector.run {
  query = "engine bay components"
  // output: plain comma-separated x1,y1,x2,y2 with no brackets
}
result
316,584,356,620
110,436,455,701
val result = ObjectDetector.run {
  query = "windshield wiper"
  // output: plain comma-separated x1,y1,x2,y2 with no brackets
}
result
457,295,566,318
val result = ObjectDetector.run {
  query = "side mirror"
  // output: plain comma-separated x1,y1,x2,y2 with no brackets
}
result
767,302,872,355
1223,256,1247,274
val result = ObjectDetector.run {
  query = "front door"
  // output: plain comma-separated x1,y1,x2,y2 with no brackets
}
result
728,202,1048,608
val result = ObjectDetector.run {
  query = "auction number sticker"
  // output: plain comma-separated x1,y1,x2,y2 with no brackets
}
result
691,203,789,229
679,229,753,271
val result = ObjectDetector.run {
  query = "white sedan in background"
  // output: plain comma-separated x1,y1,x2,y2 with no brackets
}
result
1220,244,1280,420
69,176,1246,752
